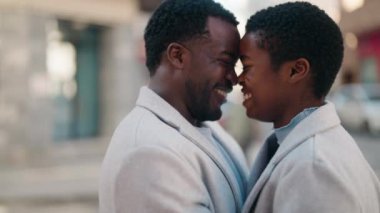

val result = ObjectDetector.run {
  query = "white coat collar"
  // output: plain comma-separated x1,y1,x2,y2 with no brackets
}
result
243,101,341,213
136,86,247,211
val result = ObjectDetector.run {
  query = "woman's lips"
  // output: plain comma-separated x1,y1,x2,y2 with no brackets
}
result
243,93,252,101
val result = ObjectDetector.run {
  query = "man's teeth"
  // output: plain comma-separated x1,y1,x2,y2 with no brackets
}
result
216,89,227,98
244,93,252,101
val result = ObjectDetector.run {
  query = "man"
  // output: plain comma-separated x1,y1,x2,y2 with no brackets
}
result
99,0,248,212
238,2,380,213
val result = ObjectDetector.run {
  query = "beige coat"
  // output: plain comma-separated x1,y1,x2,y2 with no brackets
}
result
243,102,380,213
99,86,248,213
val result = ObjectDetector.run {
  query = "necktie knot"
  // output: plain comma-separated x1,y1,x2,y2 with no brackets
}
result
266,134,279,164
247,133,280,190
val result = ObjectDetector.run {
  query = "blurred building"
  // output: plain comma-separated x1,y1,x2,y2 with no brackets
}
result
0,0,378,212
0,0,160,212
340,0,380,84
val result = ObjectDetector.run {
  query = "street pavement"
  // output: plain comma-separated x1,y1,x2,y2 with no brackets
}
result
351,131,380,177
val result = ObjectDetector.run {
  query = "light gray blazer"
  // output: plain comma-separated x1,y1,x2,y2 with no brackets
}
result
99,86,248,213
243,102,380,213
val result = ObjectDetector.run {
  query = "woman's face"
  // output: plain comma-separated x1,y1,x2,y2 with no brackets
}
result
238,32,290,125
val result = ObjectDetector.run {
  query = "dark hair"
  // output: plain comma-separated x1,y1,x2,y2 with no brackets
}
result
144,0,238,75
246,2,344,98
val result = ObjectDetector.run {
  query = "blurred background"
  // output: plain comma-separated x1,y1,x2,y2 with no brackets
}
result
0,0,379,212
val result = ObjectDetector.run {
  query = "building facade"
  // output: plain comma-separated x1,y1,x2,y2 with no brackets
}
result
340,0,380,84
0,0,152,212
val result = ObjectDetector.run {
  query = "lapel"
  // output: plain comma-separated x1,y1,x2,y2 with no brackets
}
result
246,134,274,192
206,121,249,196
136,86,244,211
243,102,341,213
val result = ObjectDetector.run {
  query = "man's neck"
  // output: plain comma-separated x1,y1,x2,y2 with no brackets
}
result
148,81,199,126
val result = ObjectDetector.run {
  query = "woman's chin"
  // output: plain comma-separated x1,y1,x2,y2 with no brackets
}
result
245,108,256,119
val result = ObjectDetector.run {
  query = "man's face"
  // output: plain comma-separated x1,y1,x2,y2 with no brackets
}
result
238,32,289,125
183,17,240,123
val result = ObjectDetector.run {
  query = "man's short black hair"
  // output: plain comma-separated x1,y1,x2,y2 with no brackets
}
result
144,0,238,75
246,2,344,98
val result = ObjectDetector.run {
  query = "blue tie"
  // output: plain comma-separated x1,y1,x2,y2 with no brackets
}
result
248,133,279,190
266,134,279,166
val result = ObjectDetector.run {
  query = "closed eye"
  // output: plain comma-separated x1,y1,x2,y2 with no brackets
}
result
242,65,252,72
218,59,236,69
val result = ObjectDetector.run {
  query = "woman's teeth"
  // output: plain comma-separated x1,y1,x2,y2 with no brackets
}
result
244,93,252,101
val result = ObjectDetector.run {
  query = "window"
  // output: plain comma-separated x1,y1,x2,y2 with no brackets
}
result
47,21,102,141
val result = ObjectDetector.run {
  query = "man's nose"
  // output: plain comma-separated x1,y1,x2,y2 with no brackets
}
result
237,73,245,86
227,70,238,85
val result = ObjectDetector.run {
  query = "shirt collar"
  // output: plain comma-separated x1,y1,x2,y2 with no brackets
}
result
274,107,319,145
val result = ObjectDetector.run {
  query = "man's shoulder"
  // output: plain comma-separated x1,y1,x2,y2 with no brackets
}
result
118,106,158,129
114,106,184,141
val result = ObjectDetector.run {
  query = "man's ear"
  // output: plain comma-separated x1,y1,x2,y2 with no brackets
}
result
288,58,310,83
166,42,188,69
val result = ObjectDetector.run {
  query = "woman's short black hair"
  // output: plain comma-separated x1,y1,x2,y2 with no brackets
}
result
144,0,238,75
246,2,344,98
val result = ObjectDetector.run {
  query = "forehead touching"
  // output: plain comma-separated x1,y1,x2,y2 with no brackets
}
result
240,33,268,62
193,17,240,59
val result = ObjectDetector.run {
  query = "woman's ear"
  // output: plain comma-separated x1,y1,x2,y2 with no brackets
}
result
288,58,310,83
166,42,189,69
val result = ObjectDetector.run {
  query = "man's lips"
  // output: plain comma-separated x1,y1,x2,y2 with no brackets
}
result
214,87,230,102
214,83,233,99
215,88,227,98
213,83,233,102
